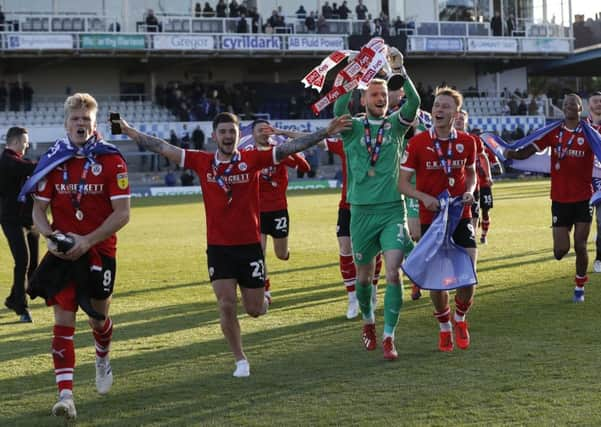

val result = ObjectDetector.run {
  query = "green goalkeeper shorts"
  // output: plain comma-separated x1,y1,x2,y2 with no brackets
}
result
350,204,414,265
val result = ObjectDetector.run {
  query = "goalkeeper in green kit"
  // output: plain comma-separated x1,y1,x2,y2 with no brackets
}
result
333,48,419,360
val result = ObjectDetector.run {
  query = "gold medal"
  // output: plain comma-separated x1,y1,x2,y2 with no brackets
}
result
75,209,84,221
368,167,376,177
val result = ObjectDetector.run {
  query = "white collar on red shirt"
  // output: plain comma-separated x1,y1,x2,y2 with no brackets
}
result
214,149,239,164
429,127,457,141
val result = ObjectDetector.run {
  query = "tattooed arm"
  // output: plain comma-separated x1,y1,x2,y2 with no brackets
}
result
118,118,184,164
274,115,352,162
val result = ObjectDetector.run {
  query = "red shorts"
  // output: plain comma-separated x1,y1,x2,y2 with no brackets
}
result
47,281,79,312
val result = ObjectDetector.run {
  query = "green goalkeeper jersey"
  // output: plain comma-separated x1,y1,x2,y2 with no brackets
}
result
334,78,420,207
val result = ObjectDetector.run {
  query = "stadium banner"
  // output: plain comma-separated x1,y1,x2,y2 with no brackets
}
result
5,34,73,50
520,38,570,53
153,34,214,50
150,186,202,196
467,38,518,53
287,35,345,51
221,35,281,50
288,180,338,190
80,34,146,50
408,36,464,52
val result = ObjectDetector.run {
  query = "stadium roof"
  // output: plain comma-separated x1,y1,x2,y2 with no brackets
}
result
527,43,601,75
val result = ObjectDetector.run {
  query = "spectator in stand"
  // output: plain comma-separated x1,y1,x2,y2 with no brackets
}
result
322,1,333,19
194,2,202,17
9,82,22,112
296,5,307,19
356,0,368,20
393,16,405,35
266,10,279,29
305,11,316,32
250,7,260,33
317,14,328,33
512,126,525,140
508,97,518,115
145,9,160,32
338,1,350,19
239,1,248,17
518,99,527,115
181,169,195,186
491,11,502,36
164,170,177,187
229,0,240,18
380,12,390,35
237,13,248,33
0,6,5,29
502,102,510,115
216,0,227,18
361,18,371,35
0,81,7,111
275,7,286,29
332,3,339,18
203,2,215,17
372,17,382,35
181,124,191,149
169,129,180,149
506,14,516,36
192,125,205,150
528,97,538,115
22,82,33,112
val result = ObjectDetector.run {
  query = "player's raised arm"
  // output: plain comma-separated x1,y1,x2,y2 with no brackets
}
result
118,117,183,164
333,90,353,118
275,115,352,162
397,74,420,125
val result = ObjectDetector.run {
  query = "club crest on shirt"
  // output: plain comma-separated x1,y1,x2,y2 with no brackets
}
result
355,252,363,261
577,137,585,146
116,173,129,190
238,162,248,171
552,215,558,224
91,163,103,176
209,267,215,277
456,144,464,153
37,178,47,192
384,122,392,130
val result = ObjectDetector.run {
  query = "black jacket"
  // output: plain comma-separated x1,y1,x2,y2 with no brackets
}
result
0,148,36,226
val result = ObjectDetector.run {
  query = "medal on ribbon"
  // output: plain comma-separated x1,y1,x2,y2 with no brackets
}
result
212,152,240,204
363,117,387,177
554,124,581,171
431,129,456,188
62,158,93,221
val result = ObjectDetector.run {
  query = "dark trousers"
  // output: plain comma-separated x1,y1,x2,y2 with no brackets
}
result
1,223,39,313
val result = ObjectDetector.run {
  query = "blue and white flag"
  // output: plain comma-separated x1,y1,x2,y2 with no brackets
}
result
401,191,477,291
18,134,122,202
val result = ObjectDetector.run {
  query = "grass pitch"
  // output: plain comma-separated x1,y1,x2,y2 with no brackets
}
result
1,180,600,426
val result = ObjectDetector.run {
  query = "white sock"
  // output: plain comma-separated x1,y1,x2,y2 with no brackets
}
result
454,312,465,323
348,290,357,302
439,321,452,332
59,389,73,399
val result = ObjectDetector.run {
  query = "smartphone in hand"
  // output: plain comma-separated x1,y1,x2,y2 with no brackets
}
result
110,112,122,135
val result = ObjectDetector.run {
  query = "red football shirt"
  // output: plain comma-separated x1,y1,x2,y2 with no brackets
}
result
183,148,276,245
35,154,130,257
477,146,498,189
401,128,476,224
325,138,350,209
259,152,310,212
533,125,593,203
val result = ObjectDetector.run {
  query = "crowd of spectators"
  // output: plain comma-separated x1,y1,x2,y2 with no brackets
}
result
155,80,258,122
0,81,34,112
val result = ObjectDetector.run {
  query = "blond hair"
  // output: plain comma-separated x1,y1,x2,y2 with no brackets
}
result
64,93,98,120
435,86,463,111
